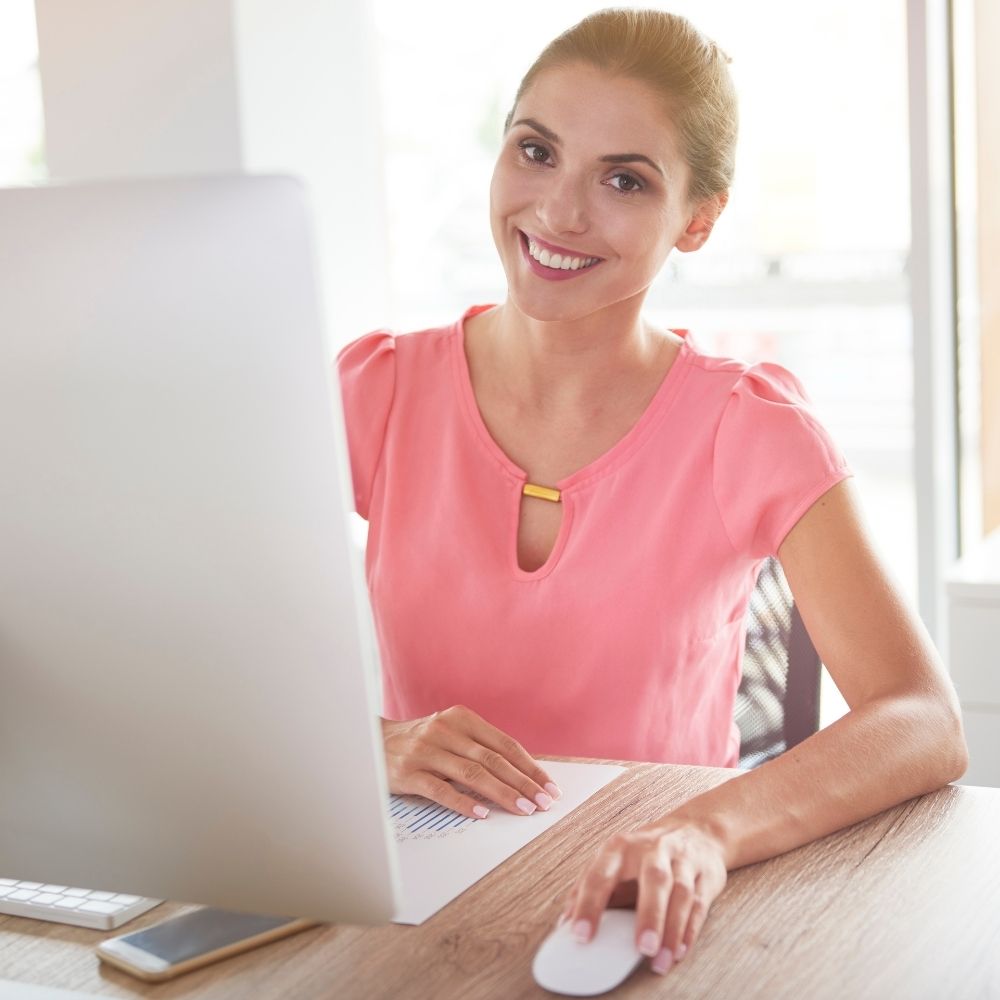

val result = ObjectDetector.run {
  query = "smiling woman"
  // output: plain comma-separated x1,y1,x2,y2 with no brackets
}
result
488,62,724,323
340,6,967,983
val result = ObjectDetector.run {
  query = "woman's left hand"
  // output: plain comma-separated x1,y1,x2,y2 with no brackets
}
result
559,818,728,976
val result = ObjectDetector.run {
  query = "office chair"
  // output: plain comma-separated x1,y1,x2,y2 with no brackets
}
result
735,557,822,768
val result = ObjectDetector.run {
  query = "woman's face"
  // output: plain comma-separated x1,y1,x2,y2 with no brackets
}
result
490,62,721,324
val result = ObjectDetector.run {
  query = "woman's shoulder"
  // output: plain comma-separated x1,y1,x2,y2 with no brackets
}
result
671,332,814,416
335,312,468,516
672,329,810,406
703,337,850,558
336,327,396,373
335,322,442,368
338,306,488,375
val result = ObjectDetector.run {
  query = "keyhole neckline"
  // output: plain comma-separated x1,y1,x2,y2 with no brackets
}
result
451,305,693,578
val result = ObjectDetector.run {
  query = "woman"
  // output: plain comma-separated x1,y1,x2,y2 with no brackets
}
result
338,8,967,977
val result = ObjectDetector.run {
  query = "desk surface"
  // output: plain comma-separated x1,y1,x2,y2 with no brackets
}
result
2,761,998,999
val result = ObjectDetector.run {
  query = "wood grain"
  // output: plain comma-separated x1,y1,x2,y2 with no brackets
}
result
1,761,997,999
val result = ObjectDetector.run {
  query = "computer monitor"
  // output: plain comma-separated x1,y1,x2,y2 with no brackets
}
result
0,175,401,924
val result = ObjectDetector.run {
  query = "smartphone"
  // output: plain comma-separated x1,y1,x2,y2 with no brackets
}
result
96,906,316,981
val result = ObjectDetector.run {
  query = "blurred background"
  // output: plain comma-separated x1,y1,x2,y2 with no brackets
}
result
1,0,993,732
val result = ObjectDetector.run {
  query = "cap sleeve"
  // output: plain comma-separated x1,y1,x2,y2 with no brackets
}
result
713,362,852,558
336,332,396,519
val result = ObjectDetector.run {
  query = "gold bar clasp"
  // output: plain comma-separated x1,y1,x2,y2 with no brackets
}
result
522,482,562,503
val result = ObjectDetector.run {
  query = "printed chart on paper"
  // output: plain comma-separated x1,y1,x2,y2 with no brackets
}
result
389,793,485,842
388,760,625,924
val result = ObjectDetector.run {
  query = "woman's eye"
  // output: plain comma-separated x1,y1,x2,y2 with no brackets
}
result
518,141,551,165
608,172,644,194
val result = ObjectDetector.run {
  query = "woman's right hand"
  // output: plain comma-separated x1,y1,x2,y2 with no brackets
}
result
381,705,563,820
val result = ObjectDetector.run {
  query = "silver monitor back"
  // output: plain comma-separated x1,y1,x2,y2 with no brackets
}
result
0,175,400,923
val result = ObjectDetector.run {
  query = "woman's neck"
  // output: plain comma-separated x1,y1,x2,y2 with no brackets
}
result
472,298,676,413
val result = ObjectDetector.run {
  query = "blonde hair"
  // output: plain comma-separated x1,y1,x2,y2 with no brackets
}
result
503,8,738,203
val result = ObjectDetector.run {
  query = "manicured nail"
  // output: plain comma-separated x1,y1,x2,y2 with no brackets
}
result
675,943,688,961
638,930,660,957
516,797,536,815
473,804,490,819
572,919,592,943
534,791,553,810
652,948,674,975
545,782,563,800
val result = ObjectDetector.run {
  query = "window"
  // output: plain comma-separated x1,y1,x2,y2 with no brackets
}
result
954,0,997,548
0,2,44,186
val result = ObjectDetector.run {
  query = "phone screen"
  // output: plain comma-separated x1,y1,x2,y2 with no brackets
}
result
117,908,297,963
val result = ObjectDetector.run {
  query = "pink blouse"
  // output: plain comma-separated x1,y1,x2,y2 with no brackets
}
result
338,305,851,767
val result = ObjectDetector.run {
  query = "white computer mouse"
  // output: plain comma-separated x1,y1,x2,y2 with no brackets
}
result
532,909,644,996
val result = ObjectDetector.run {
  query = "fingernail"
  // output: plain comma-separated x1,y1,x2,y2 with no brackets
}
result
534,791,553,810
638,930,660,957
544,782,563,800
675,943,688,961
473,804,490,819
516,797,536,815
652,947,673,975
572,919,592,944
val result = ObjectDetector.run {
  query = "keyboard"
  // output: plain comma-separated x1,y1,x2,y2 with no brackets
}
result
0,879,161,930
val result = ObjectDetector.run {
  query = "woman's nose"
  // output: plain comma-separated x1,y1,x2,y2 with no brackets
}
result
535,173,589,236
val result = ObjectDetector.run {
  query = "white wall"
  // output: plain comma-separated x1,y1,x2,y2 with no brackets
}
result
34,0,391,347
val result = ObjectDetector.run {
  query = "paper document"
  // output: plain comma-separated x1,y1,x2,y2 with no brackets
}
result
391,759,626,925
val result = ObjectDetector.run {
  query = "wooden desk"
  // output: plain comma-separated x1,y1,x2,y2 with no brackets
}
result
2,761,998,999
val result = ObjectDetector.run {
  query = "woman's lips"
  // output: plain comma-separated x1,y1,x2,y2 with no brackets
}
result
518,231,603,282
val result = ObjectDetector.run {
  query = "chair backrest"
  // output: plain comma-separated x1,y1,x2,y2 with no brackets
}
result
735,557,821,768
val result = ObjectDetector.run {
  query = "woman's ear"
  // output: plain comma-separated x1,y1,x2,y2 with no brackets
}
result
676,191,729,253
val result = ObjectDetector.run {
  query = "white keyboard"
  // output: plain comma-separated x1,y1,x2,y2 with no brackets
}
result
0,879,161,930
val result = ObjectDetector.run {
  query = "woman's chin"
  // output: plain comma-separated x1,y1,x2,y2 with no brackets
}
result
504,282,645,327
505,293,591,325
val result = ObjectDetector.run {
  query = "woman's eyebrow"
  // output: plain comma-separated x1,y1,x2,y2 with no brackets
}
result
510,117,560,143
510,117,665,178
600,153,665,178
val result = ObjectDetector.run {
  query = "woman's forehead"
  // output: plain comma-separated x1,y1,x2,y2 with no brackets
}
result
512,63,684,161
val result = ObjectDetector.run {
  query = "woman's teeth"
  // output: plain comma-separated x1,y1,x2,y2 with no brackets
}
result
527,238,599,271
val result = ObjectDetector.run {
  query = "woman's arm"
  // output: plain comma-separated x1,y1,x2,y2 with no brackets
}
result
561,478,968,974
676,477,967,868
